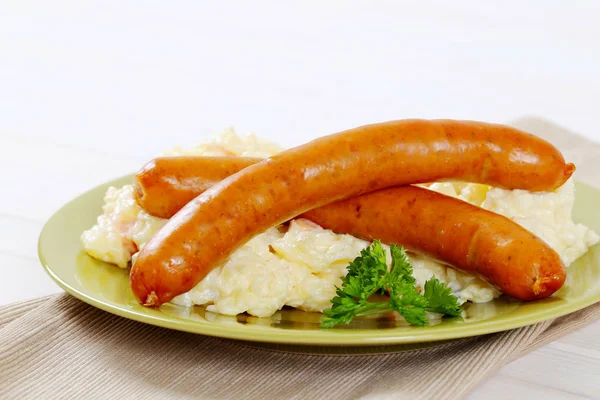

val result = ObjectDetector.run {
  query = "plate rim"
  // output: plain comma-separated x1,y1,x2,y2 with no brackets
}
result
37,176,600,346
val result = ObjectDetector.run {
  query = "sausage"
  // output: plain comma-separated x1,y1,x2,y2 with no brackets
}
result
135,156,260,219
303,186,566,301
132,155,567,300
130,119,574,307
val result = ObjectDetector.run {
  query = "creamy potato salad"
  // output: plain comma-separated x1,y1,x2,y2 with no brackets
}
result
81,129,599,317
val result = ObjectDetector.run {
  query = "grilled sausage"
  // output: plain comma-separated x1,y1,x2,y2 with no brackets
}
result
130,119,574,306
303,186,566,300
135,156,260,219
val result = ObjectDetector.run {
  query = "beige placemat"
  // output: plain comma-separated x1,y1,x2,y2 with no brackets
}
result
1,117,599,400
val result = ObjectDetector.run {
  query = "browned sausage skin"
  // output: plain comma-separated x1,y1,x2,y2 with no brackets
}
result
135,156,260,219
130,119,574,307
303,187,566,301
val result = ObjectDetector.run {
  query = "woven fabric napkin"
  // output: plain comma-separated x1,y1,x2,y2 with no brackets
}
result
1,117,599,400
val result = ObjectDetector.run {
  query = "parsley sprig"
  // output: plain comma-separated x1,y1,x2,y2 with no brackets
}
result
320,241,462,328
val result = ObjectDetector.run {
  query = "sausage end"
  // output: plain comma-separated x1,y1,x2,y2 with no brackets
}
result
531,270,566,299
133,180,145,203
564,163,576,182
143,291,161,307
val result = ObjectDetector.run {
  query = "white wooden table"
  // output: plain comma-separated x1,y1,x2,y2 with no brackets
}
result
1,1,599,398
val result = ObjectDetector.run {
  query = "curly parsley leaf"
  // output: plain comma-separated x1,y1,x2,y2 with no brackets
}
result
389,244,415,285
342,240,388,300
423,277,462,317
320,241,462,328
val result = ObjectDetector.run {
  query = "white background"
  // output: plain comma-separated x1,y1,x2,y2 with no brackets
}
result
1,1,599,399
2,1,600,154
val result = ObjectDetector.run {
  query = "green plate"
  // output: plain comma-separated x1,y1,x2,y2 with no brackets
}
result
38,175,600,352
